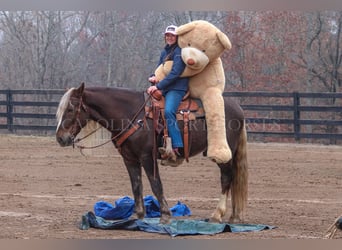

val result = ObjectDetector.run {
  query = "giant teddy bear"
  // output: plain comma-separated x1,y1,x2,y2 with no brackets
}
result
154,20,232,163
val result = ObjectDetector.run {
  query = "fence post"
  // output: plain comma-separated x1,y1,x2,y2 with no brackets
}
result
293,92,300,141
6,89,13,132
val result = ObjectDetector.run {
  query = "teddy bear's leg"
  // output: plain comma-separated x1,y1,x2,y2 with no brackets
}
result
201,88,232,163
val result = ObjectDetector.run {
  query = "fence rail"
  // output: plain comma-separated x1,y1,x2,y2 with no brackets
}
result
0,89,64,133
0,89,341,142
223,91,342,142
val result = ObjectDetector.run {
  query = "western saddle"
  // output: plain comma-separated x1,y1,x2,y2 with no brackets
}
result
144,90,204,162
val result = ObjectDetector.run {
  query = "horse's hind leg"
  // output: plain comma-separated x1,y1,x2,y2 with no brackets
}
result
210,163,234,223
142,156,171,224
211,192,228,223
123,159,145,220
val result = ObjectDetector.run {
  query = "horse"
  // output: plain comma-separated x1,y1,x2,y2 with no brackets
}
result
55,82,248,224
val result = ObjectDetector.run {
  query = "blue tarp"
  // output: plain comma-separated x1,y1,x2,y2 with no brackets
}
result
79,195,276,236
80,212,275,237
338,217,342,229
93,195,191,220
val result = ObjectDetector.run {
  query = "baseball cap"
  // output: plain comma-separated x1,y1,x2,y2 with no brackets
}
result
164,25,177,35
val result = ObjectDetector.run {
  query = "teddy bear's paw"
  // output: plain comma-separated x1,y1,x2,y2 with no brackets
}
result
207,147,232,164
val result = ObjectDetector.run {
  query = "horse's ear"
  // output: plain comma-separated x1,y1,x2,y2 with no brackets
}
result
75,82,85,96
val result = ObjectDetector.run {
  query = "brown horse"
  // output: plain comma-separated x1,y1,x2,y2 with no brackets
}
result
55,82,248,224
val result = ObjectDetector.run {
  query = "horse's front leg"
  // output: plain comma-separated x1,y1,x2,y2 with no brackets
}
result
123,158,145,220
142,154,171,224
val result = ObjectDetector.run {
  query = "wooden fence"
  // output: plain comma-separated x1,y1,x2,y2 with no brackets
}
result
0,89,64,133
223,91,342,143
0,89,341,143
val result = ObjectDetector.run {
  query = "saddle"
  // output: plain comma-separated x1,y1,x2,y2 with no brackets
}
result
145,90,205,162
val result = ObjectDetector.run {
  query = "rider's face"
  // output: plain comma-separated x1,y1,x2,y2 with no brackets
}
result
165,33,177,46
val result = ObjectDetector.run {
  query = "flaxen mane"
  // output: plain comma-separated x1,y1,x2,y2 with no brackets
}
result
56,88,75,131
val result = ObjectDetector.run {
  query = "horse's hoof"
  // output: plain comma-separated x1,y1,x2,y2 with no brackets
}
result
210,212,223,223
229,215,242,224
159,216,171,224
129,214,139,220
129,211,145,220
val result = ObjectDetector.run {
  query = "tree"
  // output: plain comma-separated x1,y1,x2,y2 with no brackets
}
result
293,11,342,93
0,10,340,93
222,11,307,92
0,11,91,89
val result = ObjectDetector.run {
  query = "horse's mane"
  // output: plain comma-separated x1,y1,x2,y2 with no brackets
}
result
56,87,75,129
55,87,112,153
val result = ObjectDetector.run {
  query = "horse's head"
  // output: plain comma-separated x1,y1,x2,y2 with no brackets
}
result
56,82,89,147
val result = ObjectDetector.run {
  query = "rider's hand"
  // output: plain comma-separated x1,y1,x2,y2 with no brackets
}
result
147,85,158,95
148,76,158,84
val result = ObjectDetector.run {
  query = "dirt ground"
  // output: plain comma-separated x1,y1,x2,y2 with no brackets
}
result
0,133,341,239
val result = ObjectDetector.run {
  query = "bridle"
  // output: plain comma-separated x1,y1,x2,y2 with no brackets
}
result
70,92,151,153
66,90,159,179
67,95,89,147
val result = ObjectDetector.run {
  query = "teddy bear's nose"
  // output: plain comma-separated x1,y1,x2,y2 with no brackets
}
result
187,58,195,65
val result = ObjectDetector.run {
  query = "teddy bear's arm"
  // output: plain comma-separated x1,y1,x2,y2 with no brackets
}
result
150,50,167,77
156,48,187,90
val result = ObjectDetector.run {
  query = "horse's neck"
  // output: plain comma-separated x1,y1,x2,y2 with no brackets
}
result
84,88,143,132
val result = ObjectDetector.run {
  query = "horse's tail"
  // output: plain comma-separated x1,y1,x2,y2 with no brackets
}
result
231,120,248,219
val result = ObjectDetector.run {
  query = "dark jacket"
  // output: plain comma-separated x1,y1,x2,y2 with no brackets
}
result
155,44,189,93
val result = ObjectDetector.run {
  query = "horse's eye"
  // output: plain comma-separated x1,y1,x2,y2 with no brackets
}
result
188,43,191,47
202,50,206,53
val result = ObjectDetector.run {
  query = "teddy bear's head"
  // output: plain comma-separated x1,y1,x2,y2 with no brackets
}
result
154,20,232,81
176,20,231,72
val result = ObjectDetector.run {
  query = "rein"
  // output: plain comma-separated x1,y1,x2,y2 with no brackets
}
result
73,93,151,153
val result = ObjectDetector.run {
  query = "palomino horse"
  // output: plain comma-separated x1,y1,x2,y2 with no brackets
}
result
55,82,248,224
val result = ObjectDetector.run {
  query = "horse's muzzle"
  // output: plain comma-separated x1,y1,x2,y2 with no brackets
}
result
56,134,74,147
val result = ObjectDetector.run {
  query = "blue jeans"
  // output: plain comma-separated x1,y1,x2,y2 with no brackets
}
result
164,90,186,148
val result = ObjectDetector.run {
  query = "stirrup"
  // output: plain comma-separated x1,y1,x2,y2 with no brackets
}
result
160,157,184,167
159,137,173,159
158,147,170,160
159,147,184,167
158,147,177,161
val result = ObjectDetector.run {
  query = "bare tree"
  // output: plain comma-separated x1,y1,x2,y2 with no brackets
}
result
0,11,92,89
293,11,342,93
1,10,339,93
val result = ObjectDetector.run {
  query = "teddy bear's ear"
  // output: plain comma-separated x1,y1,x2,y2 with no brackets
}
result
217,31,232,50
176,22,196,36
